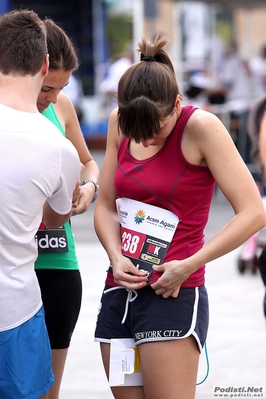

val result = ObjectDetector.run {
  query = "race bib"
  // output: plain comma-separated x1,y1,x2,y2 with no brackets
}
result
116,198,179,273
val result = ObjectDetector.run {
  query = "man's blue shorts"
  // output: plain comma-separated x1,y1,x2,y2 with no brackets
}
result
95,284,209,352
0,306,54,399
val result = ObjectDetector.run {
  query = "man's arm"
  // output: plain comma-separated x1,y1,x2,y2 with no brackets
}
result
42,201,71,228
41,131,81,227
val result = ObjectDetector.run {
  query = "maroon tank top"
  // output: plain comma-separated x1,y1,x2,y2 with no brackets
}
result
115,106,216,287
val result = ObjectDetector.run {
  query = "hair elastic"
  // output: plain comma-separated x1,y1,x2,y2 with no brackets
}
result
142,56,156,62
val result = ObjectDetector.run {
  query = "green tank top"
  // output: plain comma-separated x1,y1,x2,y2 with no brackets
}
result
34,104,79,270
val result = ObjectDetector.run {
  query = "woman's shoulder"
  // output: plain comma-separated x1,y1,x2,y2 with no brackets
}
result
109,108,120,136
109,107,119,122
54,92,77,128
55,91,73,109
183,107,228,152
186,107,222,130
106,108,125,149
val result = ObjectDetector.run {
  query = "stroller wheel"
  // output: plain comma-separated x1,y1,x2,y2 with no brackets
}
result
237,258,246,273
251,255,258,274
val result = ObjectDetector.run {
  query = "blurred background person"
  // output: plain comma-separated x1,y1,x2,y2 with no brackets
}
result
218,41,252,114
246,93,266,315
205,40,253,161
220,41,253,160
249,44,266,99
99,44,133,119
63,73,84,122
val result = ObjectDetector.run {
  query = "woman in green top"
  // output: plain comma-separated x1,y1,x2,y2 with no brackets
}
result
35,18,100,399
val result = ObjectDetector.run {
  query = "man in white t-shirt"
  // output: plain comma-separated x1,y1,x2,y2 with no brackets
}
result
220,41,253,160
100,46,133,118
221,41,252,114
249,45,266,99
0,10,80,399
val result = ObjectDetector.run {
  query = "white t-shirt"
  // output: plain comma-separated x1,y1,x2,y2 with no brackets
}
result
221,54,253,113
249,56,266,98
0,103,80,331
100,57,132,94
63,74,83,108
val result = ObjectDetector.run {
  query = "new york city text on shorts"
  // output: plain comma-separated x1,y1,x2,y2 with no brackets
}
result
135,329,183,340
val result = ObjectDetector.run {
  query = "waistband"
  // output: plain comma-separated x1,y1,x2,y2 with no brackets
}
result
105,266,204,288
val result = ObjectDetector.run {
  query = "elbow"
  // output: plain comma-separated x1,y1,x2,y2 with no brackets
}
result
254,208,266,232
42,211,71,229
261,212,266,229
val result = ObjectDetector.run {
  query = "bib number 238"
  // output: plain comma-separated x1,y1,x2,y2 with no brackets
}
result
121,227,146,259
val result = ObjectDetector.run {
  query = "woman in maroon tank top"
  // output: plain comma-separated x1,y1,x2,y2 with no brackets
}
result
94,34,266,399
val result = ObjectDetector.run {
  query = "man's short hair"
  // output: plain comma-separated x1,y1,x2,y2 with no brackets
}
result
0,9,47,76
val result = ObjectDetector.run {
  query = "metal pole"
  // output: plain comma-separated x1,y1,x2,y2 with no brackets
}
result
132,0,144,62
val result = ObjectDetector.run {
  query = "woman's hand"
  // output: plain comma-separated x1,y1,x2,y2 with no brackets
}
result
150,260,192,298
71,182,95,215
71,181,82,209
111,254,149,290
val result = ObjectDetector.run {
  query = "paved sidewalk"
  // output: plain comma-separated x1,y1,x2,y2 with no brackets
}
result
60,151,266,398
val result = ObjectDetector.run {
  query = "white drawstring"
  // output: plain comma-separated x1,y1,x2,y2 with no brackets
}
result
104,286,138,324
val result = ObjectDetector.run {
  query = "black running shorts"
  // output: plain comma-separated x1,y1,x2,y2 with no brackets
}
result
36,269,82,349
95,282,208,352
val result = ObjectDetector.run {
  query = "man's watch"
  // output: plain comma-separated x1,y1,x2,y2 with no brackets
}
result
80,179,99,203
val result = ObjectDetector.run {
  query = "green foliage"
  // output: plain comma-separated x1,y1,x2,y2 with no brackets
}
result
106,14,133,60
216,11,233,42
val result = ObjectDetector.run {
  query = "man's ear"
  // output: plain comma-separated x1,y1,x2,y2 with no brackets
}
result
42,54,49,77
